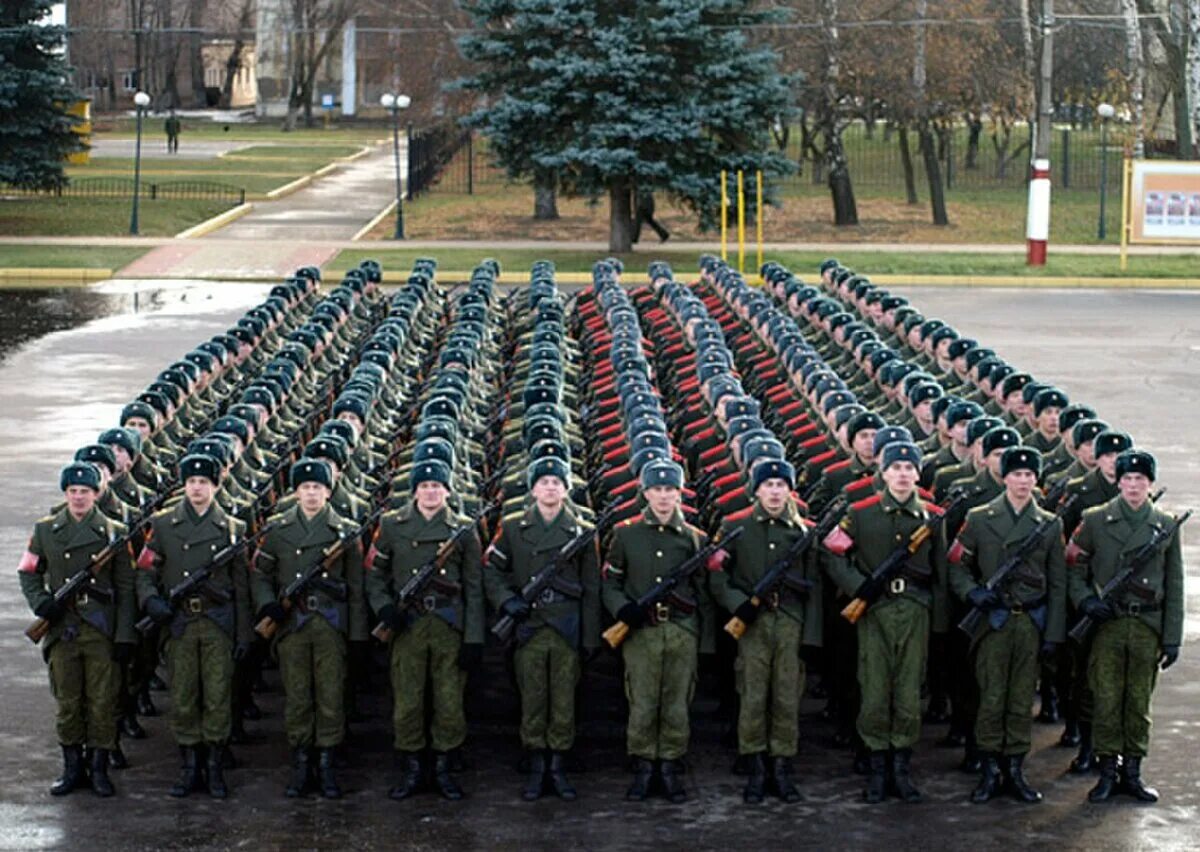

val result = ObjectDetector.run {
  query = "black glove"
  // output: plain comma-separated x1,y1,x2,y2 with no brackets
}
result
33,598,61,621
617,602,647,628
1159,645,1180,670
853,576,885,603
500,595,531,620
457,643,483,672
256,602,287,625
966,586,1000,610
733,600,760,626
232,641,250,662
144,595,174,625
112,642,135,665
1079,596,1114,622
1039,640,1059,663
377,603,404,630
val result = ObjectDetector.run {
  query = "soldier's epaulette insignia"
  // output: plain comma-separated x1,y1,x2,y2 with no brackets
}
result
851,494,883,511
36,514,54,524
725,506,754,523
844,477,872,494
825,459,852,474
925,502,945,516
685,522,705,536
619,517,639,527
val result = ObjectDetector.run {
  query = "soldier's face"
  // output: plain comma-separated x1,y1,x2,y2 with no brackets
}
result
296,481,331,513
1077,441,1096,467
124,417,153,439
414,480,449,512
1038,408,1061,436
64,485,97,517
185,476,217,507
852,429,876,460
1004,469,1038,500
531,475,566,509
882,461,918,497
951,421,970,446
644,485,680,517
986,448,1006,478
756,477,791,513
109,445,133,474
1118,472,1152,505
1097,452,1118,480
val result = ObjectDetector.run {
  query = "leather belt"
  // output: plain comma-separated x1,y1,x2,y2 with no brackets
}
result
1114,601,1161,616
1008,596,1046,615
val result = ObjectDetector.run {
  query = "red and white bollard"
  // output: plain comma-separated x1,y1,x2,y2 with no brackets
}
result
1025,158,1051,266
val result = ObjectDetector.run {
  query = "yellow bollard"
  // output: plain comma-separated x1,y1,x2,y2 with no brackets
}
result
720,170,728,261
756,170,764,278
737,170,745,274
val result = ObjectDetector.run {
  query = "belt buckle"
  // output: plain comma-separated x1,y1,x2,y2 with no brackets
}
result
423,594,438,612
187,597,203,614
539,588,556,605
766,591,781,611
76,592,89,606
889,577,906,595
1127,602,1141,616
1010,603,1024,615
306,595,320,611
655,602,671,622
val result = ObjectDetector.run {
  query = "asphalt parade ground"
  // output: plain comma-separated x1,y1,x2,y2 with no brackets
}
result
0,279,1196,851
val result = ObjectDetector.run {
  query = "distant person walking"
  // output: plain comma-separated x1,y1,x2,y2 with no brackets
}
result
165,111,181,154
633,188,670,243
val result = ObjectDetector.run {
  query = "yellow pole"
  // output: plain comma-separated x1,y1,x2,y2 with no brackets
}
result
720,170,728,261
737,170,745,274
1119,157,1131,272
755,170,764,279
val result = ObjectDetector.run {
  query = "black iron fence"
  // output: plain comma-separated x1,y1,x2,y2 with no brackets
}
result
406,123,473,199
2,177,245,203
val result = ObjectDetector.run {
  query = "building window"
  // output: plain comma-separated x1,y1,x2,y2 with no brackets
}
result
121,70,137,92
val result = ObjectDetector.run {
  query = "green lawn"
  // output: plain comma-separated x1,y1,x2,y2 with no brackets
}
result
95,118,388,145
0,245,147,269
0,198,234,237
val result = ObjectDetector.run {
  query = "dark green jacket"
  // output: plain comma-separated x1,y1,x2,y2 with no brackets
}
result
1061,467,1119,537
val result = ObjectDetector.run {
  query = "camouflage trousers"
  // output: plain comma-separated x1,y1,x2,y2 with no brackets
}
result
166,616,233,745
515,626,580,752
623,621,698,761
736,611,804,757
390,613,465,752
48,622,119,749
973,613,1038,755
856,598,929,752
1089,616,1159,758
277,615,346,748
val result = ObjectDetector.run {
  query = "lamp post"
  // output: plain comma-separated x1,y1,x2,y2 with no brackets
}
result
380,92,411,239
129,91,151,235
1097,102,1114,241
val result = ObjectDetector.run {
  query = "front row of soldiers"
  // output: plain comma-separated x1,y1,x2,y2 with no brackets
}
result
19,415,1184,806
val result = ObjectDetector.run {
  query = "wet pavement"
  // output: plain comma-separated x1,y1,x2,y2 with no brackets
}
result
85,140,260,161
0,283,1196,851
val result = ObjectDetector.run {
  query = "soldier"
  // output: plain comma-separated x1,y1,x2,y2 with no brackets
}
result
135,453,251,798
709,459,821,804
251,459,366,799
948,446,1066,804
485,456,600,801
1067,450,1183,803
366,458,483,802
18,462,136,797
602,459,708,804
824,442,943,804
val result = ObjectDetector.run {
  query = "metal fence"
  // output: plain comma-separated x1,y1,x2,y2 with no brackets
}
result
406,123,474,199
2,177,245,203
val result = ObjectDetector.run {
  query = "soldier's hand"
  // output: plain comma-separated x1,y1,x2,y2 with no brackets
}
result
377,603,404,631
1079,596,1114,622
33,598,62,621
112,642,135,665
144,595,173,625
500,595,531,621
232,641,250,662
966,586,1000,610
733,600,760,626
457,643,483,673
616,602,647,629
1159,645,1180,670
256,602,287,625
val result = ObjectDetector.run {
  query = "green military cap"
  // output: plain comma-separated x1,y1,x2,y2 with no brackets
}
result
1115,449,1156,482
527,456,571,490
966,417,1005,445
1000,372,1033,398
881,441,922,470
945,401,984,429
1093,430,1132,458
752,459,795,491
872,425,913,456
179,453,221,485
640,459,684,490
120,400,158,428
75,443,116,475
291,459,333,490
982,427,1022,455
1033,387,1069,417
60,461,102,492
411,459,452,491
188,437,231,465
908,382,943,407
1000,446,1042,478
334,394,371,421
1059,404,1097,434
305,436,349,469
847,411,886,442
412,438,455,466
210,416,250,445
947,338,977,360
1071,419,1108,448
98,427,142,458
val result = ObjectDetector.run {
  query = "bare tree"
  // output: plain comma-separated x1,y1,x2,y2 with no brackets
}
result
283,0,359,130
913,0,948,224
220,0,255,108
188,0,208,107
1191,0,1200,154
816,0,858,225
1121,0,1147,157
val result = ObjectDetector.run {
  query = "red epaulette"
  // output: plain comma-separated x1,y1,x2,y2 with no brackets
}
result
619,515,639,527
801,436,827,450
824,458,852,474
851,493,883,511
925,501,945,516
809,449,837,467
844,476,874,495
918,486,935,501
724,505,755,523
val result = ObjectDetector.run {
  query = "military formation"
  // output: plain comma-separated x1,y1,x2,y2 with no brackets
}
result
17,254,1185,808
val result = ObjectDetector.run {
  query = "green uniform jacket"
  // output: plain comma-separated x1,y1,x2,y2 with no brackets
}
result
1061,467,1119,537
484,506,600,650
251,504,367,641
825,491,947,628
602,507,712,648
709,499,823,647
135,501,252,644
19,506,136,651
365,503,484,644
944,467,1005,538
1067,497,1185,647
948,494,1067,643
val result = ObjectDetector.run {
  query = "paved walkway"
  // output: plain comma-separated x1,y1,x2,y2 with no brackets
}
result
86,138,258,160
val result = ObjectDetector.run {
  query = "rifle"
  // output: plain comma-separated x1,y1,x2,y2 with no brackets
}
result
725,496,847,640
134,519,282,634
957,495,1078,644
1067,509,1191,644
603,526,744,650
1039,476,1070,510
254,503,386,639
491,502,619,643
371,500,500,642
840,490,967,624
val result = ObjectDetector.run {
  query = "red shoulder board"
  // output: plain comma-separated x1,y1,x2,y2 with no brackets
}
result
918,487,935,501
825,459,852,474
725,505,754,522
924,502,945,516
844,476,873,494
619,516,639,528
801,436,827,450
851,493,883,511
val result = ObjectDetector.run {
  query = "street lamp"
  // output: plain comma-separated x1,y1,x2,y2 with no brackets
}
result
129,91,151,235
1097,102,1115,241
380,92,411,239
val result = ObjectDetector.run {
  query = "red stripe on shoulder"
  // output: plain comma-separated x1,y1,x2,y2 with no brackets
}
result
825,459,852,473
851,494,883,511
925,502,945,516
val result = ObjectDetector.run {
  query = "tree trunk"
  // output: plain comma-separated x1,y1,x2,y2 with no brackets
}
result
1122,0,1146,158
820,0,857,226
219,0,253,109
920,123,949,225
1191,0,1200,157
608,180,634,253
965,116,982,169
533,168,559,219
898,126,919,204
189,0,206,107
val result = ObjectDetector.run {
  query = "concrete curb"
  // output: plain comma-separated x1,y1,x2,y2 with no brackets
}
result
352,200,398,242
174,202,255,239
0,268,113,284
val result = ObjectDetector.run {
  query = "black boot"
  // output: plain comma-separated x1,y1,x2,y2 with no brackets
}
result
90,748,114,797
388,751,423,800
1036,683,1059,723
863,751,887,804
547,752,577,801
120,714,146,740
660,759,687,803
170,746,202,797
1088,755,1119,803
970,754,1003,804
136,688,158,717
149,673,167,692
1059,717,1081,747
770,756,802,803
285,747,310,798
206,744,228,799
317,748,340,799
1069,722,1095,774
109,742,129,770
1120,756,1159,803
433,752,463,801
1005,754,1042,803
50,745,85,796
891,748,922,803
742,753,766,804
241,695,262,721
924,694,950,724
852,745,871,775
959,742,982,774
626,758,653,801
521,750,546,801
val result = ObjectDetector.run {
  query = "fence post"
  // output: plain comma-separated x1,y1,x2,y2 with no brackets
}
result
467,132,474,195
406,123,415,201
150,183,157,200
945,133,953,190
1061,128,1070,189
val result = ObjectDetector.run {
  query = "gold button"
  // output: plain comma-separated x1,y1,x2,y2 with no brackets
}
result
183,571,190,577
658,526,665,532
655,576,662,582
211,544,217,551
411,569,418,575
64,553,70,559
296,549,302,555
655,550,663,558
183,543,189,551
769,543,776,550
